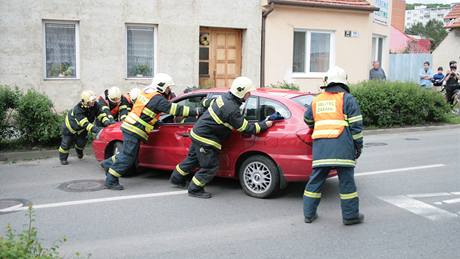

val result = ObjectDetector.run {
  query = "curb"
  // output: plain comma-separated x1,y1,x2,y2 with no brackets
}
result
365,124,460,136
0,147,94,163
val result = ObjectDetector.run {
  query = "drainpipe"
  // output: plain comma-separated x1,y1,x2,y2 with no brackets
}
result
260,2,274,88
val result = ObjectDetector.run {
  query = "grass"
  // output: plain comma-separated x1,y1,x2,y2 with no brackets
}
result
443,113,460,124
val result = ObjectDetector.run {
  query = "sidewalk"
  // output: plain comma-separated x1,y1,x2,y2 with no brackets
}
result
1,124,459,162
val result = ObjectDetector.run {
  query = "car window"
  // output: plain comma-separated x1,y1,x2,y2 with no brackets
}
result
291,95,314,109
160,94,206,124
259,97,291,119
242,96,258,121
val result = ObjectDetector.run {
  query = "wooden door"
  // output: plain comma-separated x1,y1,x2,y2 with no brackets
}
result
199,28,242,88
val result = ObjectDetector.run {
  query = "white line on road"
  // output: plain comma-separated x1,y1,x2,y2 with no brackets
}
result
440,198,460,204
0,190,187,213
355,164,445,177
379,195,458,221
407,192,452,198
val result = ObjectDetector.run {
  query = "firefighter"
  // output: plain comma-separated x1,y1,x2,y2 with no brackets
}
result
303,66,364,225
97,86,122,123
119,87,141,121
101,73,200,190
58,90,112,165
169,76,274,199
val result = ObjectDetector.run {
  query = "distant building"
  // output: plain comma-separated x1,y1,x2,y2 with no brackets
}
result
390,26,430,53
405,5,450,29
433,4,460,70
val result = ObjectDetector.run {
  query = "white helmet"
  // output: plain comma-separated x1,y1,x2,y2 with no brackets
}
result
107,87,122,102
323,66,348,87
149,73,175,93
230,76,256,99
128,87,141,101
81,90,97,107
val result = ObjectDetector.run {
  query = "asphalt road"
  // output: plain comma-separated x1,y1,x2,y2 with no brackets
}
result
0,128,459,259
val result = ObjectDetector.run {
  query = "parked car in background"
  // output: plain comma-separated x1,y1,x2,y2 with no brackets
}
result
93,88,315,198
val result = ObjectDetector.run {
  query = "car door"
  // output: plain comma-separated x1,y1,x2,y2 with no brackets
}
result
137,94,207,170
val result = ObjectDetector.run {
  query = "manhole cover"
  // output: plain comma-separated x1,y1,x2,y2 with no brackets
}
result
405,138,420,141
58,180,106,192
364,142,388,147
0,199,31,215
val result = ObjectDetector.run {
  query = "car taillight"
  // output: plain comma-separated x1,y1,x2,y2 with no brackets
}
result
296,128,312,145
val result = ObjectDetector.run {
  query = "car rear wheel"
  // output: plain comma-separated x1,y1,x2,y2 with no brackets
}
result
238,155,280,198
106,141,137,177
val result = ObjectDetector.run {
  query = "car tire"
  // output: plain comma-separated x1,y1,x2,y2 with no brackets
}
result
238,155,280,198
107,141,137,177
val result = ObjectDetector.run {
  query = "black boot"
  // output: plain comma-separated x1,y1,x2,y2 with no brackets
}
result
76,148,84,159
105,172,124,190
169,173,186,188
188,188,212,199
304,213,318,223
59,151,69,165
343,213,364,225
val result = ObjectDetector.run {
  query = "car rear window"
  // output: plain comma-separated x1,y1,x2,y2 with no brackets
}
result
291,95,314,109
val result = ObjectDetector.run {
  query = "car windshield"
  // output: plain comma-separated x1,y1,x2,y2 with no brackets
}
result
291,94,314,109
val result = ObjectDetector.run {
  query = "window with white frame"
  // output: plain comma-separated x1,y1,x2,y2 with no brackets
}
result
44,21,79,79
372,35,385,65
293,30,335,75
127,25,155,78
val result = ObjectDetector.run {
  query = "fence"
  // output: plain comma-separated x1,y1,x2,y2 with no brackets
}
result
388,53,432,83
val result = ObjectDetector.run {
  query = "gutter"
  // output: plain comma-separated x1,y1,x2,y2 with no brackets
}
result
269,0,379,12
260,2,275,88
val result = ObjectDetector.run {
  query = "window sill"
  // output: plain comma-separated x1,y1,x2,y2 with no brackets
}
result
125,77,153,80
44,78,80,81
292,72,326,79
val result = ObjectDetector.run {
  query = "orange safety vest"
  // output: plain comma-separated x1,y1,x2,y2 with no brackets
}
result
311,92,348,139
122,90,161,139
98,96,120,117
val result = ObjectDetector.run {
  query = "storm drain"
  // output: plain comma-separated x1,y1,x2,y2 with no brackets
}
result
405,138,420,141
58,180,106,192
0,199,31,215
364,142,388,148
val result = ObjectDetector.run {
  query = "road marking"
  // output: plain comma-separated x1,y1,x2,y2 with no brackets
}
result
379,195,458,221
407,192,452,198
355,164,445,177
0,204,24,213
0,190,187,213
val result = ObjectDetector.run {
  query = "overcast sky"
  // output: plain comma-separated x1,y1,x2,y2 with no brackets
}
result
406,0,458,4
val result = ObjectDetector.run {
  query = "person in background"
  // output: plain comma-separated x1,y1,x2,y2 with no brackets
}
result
443,61,460,105
419,61,433,89
119,87,141,121
432,66,445,91
369,61,386,81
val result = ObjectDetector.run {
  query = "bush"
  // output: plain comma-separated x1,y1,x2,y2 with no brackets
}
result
267,81,300,91
0,85,22,140
14,89,62,145
350,81,451,127
0,207,66,259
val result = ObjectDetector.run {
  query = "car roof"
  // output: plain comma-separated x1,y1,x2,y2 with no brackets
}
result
179,87,311,99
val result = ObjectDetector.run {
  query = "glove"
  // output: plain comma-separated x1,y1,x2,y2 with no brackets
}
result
196,107,205,117
95,127,103,139
104,119,115,127
355,147,362,159
266,112,284,121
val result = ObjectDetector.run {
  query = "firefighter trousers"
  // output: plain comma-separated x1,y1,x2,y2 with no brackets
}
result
58,126,87,161
303,166,359,220
101,131,140,178
170,141,219,191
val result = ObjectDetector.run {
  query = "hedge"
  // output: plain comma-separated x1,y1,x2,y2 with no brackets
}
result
350,81,451,127
0,86,64,148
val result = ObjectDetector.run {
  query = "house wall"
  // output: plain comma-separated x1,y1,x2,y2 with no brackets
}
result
264,6,376,92
0,0,262,111
432,29,460,71
370,0,392,76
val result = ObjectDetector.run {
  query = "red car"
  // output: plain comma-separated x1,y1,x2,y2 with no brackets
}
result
93,88,314,198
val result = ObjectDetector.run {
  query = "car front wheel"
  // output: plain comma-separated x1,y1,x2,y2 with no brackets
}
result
238,155,280,198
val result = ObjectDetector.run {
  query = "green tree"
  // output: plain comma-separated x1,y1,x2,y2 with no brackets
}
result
405,19,448,51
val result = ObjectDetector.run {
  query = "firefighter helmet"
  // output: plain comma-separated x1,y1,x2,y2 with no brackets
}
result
230,76,256,99
129,87,141,101
323,66,348,87
81,90,97,107
148,73,175,93
107,87,122,102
